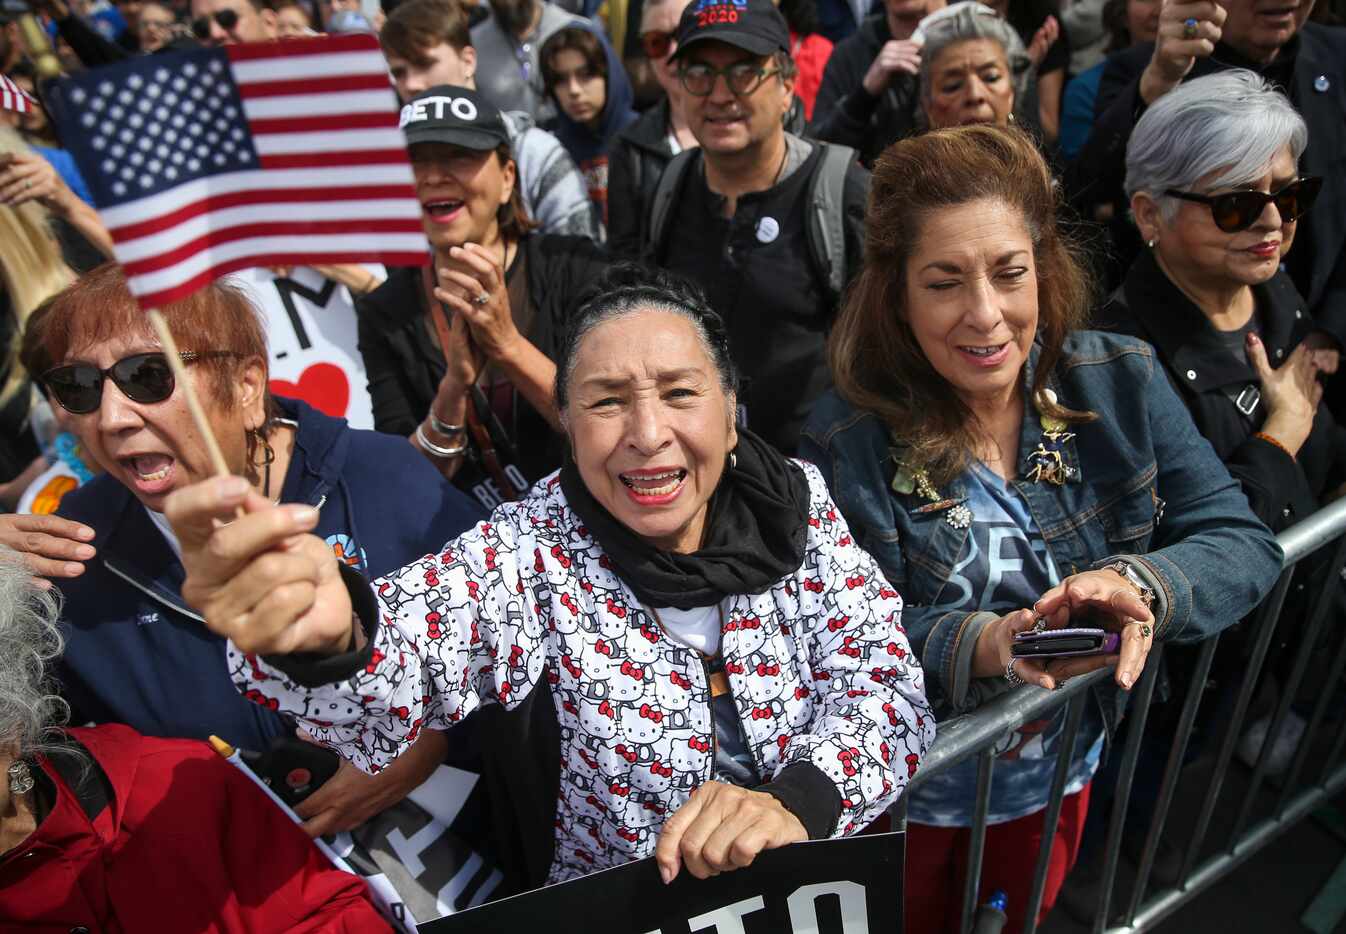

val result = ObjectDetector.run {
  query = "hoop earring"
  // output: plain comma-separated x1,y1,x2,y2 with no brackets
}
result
728,451,737,470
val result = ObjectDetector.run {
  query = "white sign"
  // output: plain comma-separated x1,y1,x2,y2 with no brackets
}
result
228,266,378,430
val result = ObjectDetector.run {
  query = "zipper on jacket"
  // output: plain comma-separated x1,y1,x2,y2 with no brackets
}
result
698,653,718,782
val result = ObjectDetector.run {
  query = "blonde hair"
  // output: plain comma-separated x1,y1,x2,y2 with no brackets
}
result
0,127,77,405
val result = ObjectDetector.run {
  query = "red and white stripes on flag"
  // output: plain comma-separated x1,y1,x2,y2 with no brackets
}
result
1,74,34,114
52,34,426,309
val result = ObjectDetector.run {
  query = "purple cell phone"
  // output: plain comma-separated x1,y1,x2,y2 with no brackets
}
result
1011,627,1121,659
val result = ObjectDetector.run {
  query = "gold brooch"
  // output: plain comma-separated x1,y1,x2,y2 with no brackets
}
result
1026,388,1076,486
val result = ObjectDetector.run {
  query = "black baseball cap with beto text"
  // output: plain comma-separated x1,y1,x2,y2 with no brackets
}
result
398,85,511,152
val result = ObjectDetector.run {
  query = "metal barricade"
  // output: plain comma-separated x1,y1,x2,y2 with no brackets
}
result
894,495,1346,933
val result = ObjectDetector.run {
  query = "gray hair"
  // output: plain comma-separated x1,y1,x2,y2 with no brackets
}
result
0,549,67,761
918,2,1033,117
1125,69,1308,221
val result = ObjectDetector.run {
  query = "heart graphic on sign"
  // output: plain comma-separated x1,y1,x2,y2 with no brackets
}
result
271,363,350,418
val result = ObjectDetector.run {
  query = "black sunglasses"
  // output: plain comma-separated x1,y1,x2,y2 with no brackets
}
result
1165,176,1323,233
192,8,239,38
42,351,234,415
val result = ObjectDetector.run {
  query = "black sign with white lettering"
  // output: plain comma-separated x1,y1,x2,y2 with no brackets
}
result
419,832,903,934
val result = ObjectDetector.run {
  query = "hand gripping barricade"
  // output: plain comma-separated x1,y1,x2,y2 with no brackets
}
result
895,495,1346,933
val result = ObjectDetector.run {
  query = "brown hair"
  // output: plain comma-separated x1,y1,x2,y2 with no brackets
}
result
380,0,472,63
38,262,271,409
830,124,1094,485
17,294,57,384
540,26,607,90
494,143,538,239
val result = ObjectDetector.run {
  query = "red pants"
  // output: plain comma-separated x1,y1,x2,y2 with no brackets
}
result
904,783,1091,934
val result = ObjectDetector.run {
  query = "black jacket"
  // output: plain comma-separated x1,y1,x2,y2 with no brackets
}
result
1070,25,1346,342
606,98,675,260
355,235,607,496
809,14,920,166
651,142,869,453
1101,250,1346,532
607,97,812,259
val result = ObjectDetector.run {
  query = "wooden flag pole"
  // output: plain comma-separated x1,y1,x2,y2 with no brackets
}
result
147,309,247,518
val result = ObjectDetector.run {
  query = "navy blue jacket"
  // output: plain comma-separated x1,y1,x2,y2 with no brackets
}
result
54,396,485,749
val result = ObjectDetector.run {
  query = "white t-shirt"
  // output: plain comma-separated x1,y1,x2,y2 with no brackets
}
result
651,602,721,656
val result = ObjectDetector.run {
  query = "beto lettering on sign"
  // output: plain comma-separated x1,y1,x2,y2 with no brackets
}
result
399,95,479,127
422,832,902,934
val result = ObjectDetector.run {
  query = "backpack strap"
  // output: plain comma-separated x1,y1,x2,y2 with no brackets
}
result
646,148,699,263
805,142,857,303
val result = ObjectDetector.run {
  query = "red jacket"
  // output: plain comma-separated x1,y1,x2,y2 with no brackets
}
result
791,31,835,120
0,724,388,933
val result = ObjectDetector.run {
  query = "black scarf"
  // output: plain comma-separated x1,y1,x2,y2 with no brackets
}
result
559,429,811,610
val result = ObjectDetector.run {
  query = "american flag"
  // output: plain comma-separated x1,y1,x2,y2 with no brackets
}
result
47,34,427,308
1,73,34,114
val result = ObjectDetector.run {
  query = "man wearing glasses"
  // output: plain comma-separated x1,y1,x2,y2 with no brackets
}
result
645,0,869,455
189,0,276,45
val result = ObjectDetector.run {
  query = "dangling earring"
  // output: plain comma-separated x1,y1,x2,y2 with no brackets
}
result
7,760,34,796
728,451,738,470
1007,112,1016,125
248,423,276,500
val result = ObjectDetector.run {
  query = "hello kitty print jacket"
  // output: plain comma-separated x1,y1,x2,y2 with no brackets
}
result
230,462,935,885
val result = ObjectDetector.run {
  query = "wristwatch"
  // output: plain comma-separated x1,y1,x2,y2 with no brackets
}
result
1102,560,1155,611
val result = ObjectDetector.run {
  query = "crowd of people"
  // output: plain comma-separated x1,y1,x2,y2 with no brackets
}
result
1,0,1342,929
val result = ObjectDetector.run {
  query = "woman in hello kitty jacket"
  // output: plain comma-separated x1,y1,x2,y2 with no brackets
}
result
167,268,936,891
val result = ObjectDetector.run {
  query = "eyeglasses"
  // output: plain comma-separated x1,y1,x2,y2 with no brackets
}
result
42,351,234,415
678,61,779,97
640,30,675,60
191,8,238,39
1164,176,1323,233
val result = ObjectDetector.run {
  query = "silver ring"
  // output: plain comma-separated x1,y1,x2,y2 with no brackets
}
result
1005,657,1026,687
23,180,31,190
1031,614,1048,632
473,292,490,306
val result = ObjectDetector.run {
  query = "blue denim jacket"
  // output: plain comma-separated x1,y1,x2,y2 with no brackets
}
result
800,331,1283,725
